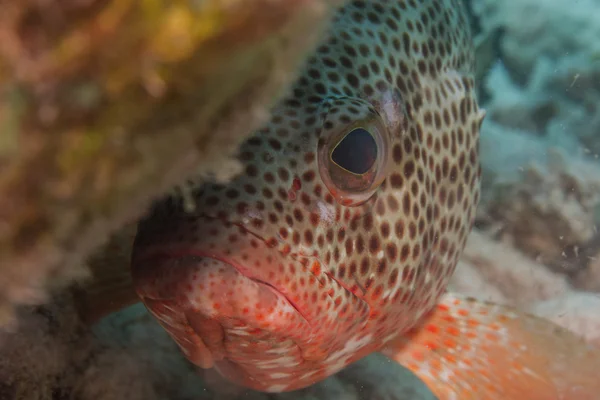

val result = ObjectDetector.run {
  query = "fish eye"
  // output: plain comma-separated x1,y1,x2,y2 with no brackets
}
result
317,97,392,206
330,128,378,175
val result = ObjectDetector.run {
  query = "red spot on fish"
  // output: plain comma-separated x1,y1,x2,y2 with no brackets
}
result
442,315,456,324
288,177,302,201
411,350,425,362
484,332,499,342
443,338,457,349
423,340,438,351
466,318,479,327
488,323,500,331
446,326,460,336
310,260,321,275
292,177,302,191
281,244,291,255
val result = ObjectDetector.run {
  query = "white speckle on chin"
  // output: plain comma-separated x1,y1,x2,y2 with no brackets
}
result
382,333,398,344
266,346,292,354
325,334,373,363
266,384,289,392
300,370,318,380
322,334,373,376
326,359,347,376
229,329,250,336
270,372,291,379
255,356,300,369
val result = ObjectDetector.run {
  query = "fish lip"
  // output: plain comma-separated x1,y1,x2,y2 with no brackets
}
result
132,248,311,324
133,213,334,323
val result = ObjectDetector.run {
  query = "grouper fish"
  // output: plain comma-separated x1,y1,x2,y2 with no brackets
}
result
82,0,600,398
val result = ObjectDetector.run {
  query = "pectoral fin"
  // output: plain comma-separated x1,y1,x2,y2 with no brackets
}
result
380,292,600,400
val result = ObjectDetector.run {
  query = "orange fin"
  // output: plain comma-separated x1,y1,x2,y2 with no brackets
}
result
72,228,140,323
380,292,600,400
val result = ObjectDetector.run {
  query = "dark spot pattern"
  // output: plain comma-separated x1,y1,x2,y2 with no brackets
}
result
131,0,483,394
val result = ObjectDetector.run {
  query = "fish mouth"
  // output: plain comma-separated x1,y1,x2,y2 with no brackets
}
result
131,251,310,369
132,213,314,322
132,249,307,317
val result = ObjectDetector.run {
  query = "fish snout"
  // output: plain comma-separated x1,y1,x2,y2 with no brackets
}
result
131,255,309,371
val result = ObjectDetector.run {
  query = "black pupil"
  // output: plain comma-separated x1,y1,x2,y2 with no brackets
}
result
331,128,377,174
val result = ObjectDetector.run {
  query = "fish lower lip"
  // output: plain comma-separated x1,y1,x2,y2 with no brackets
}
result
132,250,306,318
132,255,236,368
132,254,309,367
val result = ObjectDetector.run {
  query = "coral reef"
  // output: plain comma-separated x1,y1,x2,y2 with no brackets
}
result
573,246,600,292
472,0,600,87
472,0,600,285
477,122,600,275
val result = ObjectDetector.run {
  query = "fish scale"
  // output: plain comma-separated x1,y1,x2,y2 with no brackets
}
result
82,0,600,398
132,0,480,391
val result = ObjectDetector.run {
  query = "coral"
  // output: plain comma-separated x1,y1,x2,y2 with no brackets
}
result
453,232,600,349
452,231,600,348
472,0,600,86
449,231,570,307
528,292,600,347
473,0,600,158
572,244,600,292
470,0,600,288
477,120,600,275
0,0,346,325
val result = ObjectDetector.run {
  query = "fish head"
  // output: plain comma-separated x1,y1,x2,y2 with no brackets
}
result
130,0,483,392
130,92,402,389
132,85,480,392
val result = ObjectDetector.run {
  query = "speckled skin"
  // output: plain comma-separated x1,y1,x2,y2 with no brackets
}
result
131,0,483,393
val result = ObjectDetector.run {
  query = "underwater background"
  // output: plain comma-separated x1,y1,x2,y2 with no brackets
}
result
2,0,600,399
